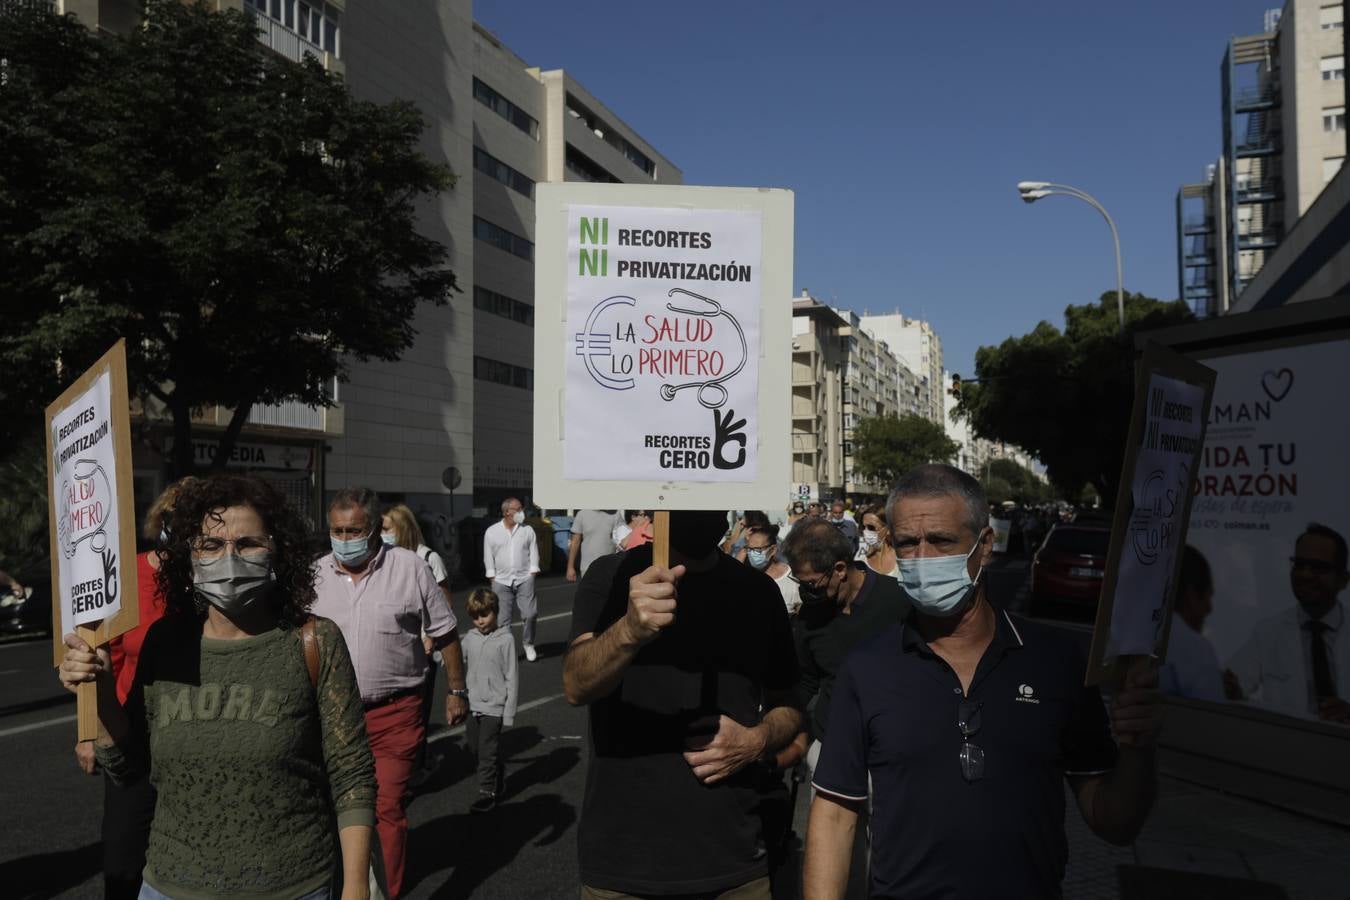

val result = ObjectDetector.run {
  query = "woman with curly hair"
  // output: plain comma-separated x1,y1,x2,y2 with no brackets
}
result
59,474,376,900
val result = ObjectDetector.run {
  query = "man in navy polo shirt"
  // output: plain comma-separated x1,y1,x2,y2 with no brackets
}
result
804,465,1161,900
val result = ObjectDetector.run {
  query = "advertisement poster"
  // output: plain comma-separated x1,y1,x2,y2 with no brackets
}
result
44,340,139,668
1187,338,1350,725
564,204,762,483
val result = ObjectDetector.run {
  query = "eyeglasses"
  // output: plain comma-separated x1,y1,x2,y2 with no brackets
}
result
958,699,984,783
787,571,830,591
192,536,272,562
1290,556,1338,575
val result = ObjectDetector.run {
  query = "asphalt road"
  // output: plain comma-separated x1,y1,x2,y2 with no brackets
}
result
0,558,1059,900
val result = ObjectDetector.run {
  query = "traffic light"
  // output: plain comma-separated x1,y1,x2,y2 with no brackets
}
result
949,373,962,396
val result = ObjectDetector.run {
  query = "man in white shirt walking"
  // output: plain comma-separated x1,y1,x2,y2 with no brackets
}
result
484,497,542,661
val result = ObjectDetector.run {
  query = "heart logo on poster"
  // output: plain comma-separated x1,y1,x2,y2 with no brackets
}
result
1260,368,1293,402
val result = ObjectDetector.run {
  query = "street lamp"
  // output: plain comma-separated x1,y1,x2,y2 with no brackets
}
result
1017,181,1125,331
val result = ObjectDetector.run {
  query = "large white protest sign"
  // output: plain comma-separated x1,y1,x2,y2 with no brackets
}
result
534,184,792,511
1107,373,1208,657
1088,344,1215,685
45,340,140,667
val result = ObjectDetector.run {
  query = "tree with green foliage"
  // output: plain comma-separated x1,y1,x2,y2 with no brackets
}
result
0,0,456,474
953,292,1193,504
852,414,959,488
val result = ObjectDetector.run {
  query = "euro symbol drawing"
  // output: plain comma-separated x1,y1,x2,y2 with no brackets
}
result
575,295,636,391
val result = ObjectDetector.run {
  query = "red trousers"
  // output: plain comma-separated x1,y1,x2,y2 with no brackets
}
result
364,693,424,898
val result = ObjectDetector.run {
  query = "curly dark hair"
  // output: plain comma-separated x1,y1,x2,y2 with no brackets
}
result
156,474,317,626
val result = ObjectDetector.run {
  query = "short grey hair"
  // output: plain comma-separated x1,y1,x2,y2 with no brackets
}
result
329,486,380,530
886,464,987,540
781,517,855,574
501,497,522,515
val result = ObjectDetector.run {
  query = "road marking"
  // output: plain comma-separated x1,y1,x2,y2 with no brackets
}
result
0,713,76,739
508,610,571,629
428,693,567,744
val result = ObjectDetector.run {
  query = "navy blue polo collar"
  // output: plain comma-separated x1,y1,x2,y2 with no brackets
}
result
900,602,1025,657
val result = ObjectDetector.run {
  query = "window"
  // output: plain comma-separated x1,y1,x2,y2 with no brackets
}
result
472,78,539,139
564,93,657,178
1325,157,1345,184
474,285,534,326
474,355,533,390
564,145,619,183
1321,5,1344,29
1323,56,1345,81
473,217,533,261
1325,107,1346,133
473,146,534,197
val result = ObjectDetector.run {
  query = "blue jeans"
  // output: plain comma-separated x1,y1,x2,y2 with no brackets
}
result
138,881,330,900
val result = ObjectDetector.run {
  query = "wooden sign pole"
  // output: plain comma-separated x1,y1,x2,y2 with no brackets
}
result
652,510,670,569
76,625,100,740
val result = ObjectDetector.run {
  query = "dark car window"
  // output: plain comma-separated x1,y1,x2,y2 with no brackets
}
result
1043,528,1109,556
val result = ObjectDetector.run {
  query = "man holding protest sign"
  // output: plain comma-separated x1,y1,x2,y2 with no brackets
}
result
563,509,803,898
805,465,1162,900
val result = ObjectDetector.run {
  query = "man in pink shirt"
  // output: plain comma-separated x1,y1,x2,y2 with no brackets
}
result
312,487,468,898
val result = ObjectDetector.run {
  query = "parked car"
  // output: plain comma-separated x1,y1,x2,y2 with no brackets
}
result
1030,525,1109,618
0,580,52,637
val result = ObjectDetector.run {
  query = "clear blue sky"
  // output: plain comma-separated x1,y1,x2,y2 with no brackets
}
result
477,0,1278,377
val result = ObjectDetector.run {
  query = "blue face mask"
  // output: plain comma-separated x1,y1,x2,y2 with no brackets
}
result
332,534,375,567
747,548,772,571
381,533,397,546
897,530,987,617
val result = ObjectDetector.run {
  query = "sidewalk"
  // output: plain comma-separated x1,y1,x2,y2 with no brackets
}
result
1065,775,1350,899
782,774,1350,899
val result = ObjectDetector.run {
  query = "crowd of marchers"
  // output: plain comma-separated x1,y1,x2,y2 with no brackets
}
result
58,464,1172,900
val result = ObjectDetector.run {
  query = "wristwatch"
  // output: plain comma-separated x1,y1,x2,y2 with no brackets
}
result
448,688,468,699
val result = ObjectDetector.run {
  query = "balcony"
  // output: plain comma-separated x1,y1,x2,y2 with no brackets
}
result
1233,85,1279,111
1182,217,1212,235
193,399,344,436
250,10,340,73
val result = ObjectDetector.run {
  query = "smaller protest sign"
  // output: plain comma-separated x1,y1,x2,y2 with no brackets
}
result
1086,342,1216,687
45,340,140,737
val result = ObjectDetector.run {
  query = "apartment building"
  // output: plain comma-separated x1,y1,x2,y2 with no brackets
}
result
859,312,944,424
51,0,680,569
790,296,848,503
1177,0,1347,316
832,309,902,497
469,28,681,508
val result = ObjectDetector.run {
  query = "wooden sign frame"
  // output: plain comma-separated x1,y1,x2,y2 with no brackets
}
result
531,183,793,513
1086,341,1216,688
45,339,140,737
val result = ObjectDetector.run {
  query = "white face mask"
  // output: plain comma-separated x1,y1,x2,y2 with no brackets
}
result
897,529,988,617
512,511,525,525
861,530,881,550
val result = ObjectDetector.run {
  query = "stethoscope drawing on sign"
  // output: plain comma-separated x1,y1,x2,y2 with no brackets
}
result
659,288,747,410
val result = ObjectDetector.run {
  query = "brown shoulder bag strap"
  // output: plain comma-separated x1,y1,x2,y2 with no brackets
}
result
301,615,320,689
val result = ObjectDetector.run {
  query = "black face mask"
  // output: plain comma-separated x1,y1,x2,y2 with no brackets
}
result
798,567,839,606
667,510,729,557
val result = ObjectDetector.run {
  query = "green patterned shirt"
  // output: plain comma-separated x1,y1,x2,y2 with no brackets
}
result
97,615,376,900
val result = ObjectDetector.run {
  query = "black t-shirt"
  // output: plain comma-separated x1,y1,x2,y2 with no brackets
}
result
568,546,799,895
795,564,909,740
812,608,1119,899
